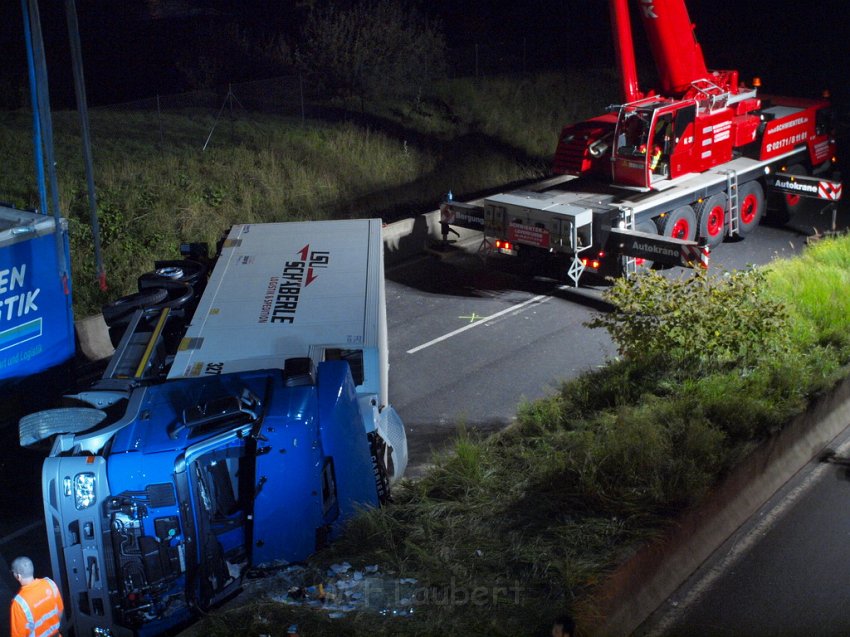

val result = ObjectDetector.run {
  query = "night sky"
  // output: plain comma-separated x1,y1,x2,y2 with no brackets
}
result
0,1,847,112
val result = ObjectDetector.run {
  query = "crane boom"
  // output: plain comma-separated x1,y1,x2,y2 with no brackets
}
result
634,0,709,96
609,0,642,102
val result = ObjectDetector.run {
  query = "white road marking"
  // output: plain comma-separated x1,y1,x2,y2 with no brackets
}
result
406,294,549,354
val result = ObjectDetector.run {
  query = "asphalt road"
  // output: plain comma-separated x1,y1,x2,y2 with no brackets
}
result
637,426,850,637
386,205,829,475
386,252,616,474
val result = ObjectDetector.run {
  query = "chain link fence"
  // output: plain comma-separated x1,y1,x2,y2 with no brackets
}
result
85,38,554,146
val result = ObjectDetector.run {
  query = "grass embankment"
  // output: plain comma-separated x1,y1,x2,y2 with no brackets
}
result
193,237,850,637
0,71,611,316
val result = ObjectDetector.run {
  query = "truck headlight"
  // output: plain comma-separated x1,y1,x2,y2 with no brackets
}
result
93,627,114,637
74,472,96,510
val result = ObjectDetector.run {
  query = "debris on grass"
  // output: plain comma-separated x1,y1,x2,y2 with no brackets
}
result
245,562,419,621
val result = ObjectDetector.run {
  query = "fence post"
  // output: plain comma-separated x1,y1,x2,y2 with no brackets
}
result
475,43,479,79
228,83,234,143
156,94,164,149
299,74,305,126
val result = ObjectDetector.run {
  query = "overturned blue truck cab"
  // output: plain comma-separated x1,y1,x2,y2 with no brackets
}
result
20,219,407,637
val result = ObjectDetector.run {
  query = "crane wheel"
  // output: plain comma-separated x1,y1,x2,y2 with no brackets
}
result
737,181,765,236
658,205,697,242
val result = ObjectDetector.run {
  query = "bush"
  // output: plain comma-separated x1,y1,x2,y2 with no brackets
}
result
296,0,446,100
588,268,792,374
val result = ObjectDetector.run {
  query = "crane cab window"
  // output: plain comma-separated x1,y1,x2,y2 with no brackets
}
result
616,110,651,157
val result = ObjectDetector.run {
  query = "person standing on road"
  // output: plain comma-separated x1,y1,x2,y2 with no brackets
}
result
9,556,63,637
439,202,461,246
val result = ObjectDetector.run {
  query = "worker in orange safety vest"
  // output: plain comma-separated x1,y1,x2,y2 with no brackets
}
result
9,556,64,637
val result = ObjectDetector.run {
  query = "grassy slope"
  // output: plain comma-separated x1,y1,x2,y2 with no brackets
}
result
1,70,611,316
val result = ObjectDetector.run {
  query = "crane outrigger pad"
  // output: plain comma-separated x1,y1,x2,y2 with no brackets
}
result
608,227,709,269
766,173,842,201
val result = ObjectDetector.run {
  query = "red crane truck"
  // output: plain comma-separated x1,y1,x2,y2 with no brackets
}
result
441,0,841,284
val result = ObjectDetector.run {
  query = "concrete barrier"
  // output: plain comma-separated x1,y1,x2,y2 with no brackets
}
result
74,314,114,362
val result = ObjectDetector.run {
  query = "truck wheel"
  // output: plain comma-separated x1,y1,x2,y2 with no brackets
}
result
138,279,195,313
737,181,764,236
767,164,806,224
695,193,727,248
101,287,169,326
659,205,696,241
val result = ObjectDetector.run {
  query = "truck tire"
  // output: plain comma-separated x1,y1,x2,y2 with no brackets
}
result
695,193,727,248
137,279,195,314
737,181,765,236
767,164,805,225
658,205,696,241
101,287,169,326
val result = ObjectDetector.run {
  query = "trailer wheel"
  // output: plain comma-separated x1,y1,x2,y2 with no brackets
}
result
138,280,195,314
659,205,696,241
695,194,727,248
737,181,764,236
767,164,806,224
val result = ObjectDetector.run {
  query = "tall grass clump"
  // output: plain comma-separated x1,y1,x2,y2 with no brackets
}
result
297,0,445,101
765,236,850,354
433,69,619,159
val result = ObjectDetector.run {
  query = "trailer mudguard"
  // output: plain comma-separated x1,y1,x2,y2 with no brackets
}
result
316,360,381,526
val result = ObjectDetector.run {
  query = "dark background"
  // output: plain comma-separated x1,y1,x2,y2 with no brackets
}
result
0,2,847,634
0,1,847,112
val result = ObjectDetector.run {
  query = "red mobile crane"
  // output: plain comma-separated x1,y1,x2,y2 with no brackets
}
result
442,0,841,284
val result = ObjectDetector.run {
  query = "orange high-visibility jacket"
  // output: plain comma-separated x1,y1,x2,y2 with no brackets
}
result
10,577,63,637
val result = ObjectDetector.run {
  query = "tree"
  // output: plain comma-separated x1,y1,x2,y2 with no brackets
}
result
296,0,446,100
